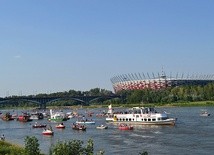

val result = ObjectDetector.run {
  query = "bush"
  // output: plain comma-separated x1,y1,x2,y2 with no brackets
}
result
49,139,94,155
24,136,41,155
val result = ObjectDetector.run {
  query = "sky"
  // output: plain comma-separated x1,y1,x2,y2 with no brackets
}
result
0,0,214,97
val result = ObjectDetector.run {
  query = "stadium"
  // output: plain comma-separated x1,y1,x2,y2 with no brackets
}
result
110,72,214,93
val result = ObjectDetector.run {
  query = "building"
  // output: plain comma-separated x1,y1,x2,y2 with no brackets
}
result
110,72,214,93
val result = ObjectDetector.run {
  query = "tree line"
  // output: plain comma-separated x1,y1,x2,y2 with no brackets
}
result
1,83,214,107
115,82,214,104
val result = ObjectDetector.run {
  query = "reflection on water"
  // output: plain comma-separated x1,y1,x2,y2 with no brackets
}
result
0,107,214,155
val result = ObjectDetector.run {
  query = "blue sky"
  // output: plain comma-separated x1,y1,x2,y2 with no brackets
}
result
0,0,213,97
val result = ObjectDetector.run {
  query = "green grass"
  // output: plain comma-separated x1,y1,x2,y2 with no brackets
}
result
0,140,25,155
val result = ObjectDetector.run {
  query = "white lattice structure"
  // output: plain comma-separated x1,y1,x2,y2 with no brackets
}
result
111,73,214,93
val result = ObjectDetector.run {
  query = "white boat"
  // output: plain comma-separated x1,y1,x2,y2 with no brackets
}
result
200,110,210,117
55,123,65,129
42,126,54,135
48,109,64,122
42,129,54,135
109,107,176,125
76,120,95,125
30,112,44,120
96,124,108,129
105,104,114,122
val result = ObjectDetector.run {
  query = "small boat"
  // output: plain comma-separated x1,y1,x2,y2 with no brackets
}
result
118,124,134,130
1,112,15,121
42,129,54,135
30,112,44,120
96,124,108,129
48,109,65,122
200,110,210,117
55,123,65,129
17,112,32,122
105,104,114,122
72,123,86,131
76,119,95,125
32,123,47,128
42,126,54,135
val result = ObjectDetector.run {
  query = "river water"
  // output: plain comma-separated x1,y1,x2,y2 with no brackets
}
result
0,106,214,155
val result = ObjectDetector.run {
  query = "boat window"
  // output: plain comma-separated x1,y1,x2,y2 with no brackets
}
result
158,118,161,120
123,118,125,121
152,119,156,121
126,118,128,121
129,118,131,121
148,118,151,121
144,119,147,121
136,115,139,118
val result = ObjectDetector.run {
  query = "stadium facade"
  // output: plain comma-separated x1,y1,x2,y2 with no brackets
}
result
110,72,214,93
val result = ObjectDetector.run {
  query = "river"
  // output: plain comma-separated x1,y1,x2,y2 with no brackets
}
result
0,106,214,155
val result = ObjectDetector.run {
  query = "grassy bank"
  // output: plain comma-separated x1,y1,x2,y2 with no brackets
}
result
0,140,25,155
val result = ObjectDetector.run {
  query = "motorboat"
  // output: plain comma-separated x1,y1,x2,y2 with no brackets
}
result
17,112,32,122
48,109,65,122
105,104,114,122
42,129,54,135
76,119,95,125
32,123,47,128
42,126,54,135
30,112,44,120
96,124,108,129
55,123,65,129
72,123,86,131
200,110,210,117
110,107,176,125
118,123,133,130
1,112,15,121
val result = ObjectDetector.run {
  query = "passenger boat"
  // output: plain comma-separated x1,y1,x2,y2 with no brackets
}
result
118,123,133,130
110,107,176,125
72,123,86,131
32,122,47,128
55,123,65,129
96,124,108,129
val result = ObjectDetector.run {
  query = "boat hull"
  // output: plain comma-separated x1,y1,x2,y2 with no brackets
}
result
118,126,133,130
32,124,47,128
110,118,176,126
76,121,95,125
96,126,108,129
56,125,65,129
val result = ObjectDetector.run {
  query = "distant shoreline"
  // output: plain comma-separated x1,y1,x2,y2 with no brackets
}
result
0,101,214,110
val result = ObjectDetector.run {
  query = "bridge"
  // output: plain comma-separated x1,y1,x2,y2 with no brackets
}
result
0,95,121,109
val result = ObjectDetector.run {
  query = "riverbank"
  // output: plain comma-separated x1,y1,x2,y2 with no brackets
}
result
88,101,214,109
1,101,214,111
0,140,24,154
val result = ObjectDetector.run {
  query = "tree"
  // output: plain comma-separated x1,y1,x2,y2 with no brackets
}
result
24,136,41,155
49,139,95,155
